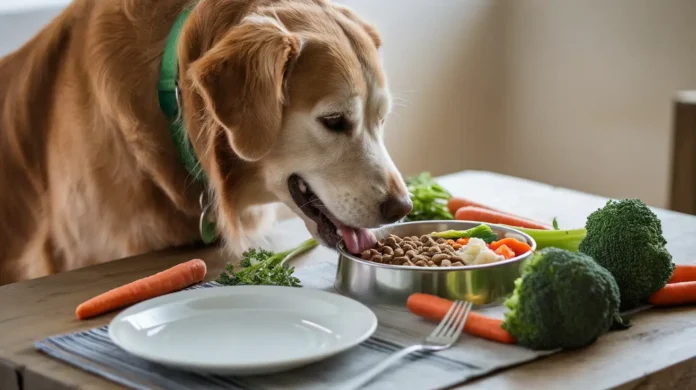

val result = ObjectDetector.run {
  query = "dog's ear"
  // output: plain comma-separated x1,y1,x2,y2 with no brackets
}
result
189,18,300,161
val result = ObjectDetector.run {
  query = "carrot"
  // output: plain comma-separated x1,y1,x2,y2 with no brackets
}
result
455,206,551,230
490,238,533,256
446,239,463,250
447,197,501,215
75,259,207,320
668,264,696,284
406,293,516,344
648,281,696,306
494,244,516,259
456,238,469,246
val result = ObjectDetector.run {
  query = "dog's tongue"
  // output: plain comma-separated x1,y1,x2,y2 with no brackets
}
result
340,226,376,254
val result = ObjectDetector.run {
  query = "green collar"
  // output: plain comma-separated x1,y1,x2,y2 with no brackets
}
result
157,5,205,184
158,4,217,244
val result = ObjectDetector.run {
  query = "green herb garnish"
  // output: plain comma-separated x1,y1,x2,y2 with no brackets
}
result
216,238,318,287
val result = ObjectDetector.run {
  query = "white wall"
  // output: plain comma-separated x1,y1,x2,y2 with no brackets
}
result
0,1,67,57
2,0,695,208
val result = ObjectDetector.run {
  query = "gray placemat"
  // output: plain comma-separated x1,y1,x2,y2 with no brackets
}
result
34,262,557,390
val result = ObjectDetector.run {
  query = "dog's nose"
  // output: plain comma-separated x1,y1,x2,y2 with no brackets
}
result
380,195,413,223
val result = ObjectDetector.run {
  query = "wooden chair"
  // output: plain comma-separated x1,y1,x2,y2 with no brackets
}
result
670,91,696,215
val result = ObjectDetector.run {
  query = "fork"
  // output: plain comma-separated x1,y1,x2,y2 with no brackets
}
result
342,300,473,390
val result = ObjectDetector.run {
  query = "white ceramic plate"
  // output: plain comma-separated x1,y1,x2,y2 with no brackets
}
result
108,286,377,376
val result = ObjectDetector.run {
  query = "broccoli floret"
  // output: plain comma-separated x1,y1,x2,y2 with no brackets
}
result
430,224,499,244
501,247,621,350
578,199,674,310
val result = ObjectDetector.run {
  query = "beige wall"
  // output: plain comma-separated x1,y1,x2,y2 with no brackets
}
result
498,0,696,207
340,0,696,208
335,0,505,177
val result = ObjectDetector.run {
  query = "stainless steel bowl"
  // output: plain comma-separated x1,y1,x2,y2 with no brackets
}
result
334,220,537,307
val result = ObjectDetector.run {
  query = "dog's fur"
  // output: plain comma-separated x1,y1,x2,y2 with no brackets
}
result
0,0,408,285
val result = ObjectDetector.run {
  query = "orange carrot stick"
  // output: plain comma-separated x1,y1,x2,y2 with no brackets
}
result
447,197,501,215
668,264,696,284
490,238,533,256
455,238,470,246
76,259,207,320
648,281,696,306
455,206,551,230
494,244,516,259
407,293,516,344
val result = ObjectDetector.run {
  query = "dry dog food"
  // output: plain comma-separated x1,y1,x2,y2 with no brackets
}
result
360,234,468,267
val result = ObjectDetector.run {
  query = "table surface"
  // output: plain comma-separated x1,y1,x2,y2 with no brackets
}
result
2,170,696,390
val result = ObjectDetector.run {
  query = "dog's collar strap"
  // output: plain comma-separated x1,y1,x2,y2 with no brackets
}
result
157,5,206,185
158,4,217,244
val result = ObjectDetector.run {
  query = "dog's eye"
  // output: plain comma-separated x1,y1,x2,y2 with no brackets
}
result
319,114,351,133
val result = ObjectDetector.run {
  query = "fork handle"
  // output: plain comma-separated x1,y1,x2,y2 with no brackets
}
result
341,344,424,390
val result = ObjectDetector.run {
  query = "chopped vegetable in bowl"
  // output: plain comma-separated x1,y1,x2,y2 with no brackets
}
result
455,238,506,265
358,224,533,268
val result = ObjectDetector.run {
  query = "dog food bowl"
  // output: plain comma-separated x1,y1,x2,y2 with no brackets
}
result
334,220,537,307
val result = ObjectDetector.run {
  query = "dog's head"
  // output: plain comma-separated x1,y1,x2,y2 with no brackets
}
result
184,0,411,254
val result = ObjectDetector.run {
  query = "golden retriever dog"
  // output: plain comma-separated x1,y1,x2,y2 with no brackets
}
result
0,0,412,285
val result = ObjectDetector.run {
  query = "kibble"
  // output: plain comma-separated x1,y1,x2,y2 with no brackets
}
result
360,233,477,268
431,253,450,264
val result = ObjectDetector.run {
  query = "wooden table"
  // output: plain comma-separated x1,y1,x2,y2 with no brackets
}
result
2,171,696,390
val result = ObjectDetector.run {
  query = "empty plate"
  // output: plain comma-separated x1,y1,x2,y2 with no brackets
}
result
108,285,377,375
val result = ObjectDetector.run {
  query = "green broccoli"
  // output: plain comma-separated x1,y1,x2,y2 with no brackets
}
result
578,199,674,310
501,247,621,350
430,224,499,244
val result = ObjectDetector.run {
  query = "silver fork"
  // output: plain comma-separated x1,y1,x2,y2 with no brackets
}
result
342,300,473,390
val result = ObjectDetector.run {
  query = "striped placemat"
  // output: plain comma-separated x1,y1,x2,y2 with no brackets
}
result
34,262,556,390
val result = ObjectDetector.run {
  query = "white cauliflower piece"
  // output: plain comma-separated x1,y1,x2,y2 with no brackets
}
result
455,237,506,265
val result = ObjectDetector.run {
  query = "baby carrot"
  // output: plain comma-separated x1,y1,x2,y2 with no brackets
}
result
668,264,696,284
455,206,551,230
494,244,516,259
406,293,516,344
75,259,207,320
447,197,501,216
648,281,696,306
490,238,533,256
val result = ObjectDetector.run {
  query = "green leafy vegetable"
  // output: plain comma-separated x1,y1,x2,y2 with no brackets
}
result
578,199,674,310
552,217,559,230
431,224,499,244
216,238,318,287
502,247,623,350
404,172,453,221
